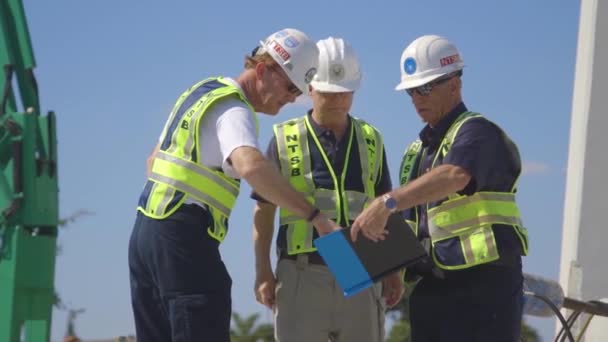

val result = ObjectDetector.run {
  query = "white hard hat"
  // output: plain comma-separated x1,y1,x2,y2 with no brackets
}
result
395,35,465,91
310,37,362,93
256,28,319,93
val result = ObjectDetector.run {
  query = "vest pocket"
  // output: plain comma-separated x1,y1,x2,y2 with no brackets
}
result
432,225,500,270
207,209,228,242
432,237,466,268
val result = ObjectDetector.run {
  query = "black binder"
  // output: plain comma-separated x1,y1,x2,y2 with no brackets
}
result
314,213,429,296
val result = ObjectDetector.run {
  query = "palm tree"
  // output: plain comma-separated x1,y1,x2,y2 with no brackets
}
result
230,312,274,342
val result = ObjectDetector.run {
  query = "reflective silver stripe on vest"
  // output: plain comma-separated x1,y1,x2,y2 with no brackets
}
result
276,119,315,190
166,91,216,156
429,215,523,240
280,214,303,225
275,125,290,175
353,121,383,197
279,189,337,225
434,193,516,212
155,152,239,197
345,190,370,220
353,122,371,194
145,181,160,213
315,189,337,212
428,192,522,239
149,173,231,216
371,129,383,185
187,92,227,159
280,210,338,226
298,120,315,190
281,188,337,253
159,82,198,155
180,100,204,157
399,139,423,186
154,186,176,216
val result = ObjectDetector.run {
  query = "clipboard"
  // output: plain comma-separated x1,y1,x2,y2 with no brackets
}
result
313,213,429,297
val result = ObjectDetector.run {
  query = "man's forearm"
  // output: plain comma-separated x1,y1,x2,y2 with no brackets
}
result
253,202,276,274
392,164,471,210
231,146,316,219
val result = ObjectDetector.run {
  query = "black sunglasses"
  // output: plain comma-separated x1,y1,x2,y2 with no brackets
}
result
268,64,302,96
251,46,301,96
406,71,462,97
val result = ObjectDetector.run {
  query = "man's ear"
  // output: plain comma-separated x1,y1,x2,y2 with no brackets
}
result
255,62,268,80
450,77,461,94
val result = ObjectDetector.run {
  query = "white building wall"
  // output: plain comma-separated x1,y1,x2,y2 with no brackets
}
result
559,0,608,339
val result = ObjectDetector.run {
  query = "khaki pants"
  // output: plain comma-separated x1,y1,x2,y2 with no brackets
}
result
274,256,385,342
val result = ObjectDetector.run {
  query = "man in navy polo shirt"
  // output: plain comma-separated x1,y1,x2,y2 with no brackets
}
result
252,37,403,342
350,35,529,341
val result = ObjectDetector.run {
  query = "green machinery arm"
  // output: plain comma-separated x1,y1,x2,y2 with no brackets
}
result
0,1,59,341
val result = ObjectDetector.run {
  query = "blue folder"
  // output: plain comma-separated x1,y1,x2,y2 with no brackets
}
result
314,213,428,297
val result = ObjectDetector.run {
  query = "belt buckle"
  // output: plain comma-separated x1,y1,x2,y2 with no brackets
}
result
296,254,309,269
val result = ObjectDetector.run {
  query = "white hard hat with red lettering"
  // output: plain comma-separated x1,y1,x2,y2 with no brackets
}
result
310,37,362,92
395,35,465,91
257,28,319,93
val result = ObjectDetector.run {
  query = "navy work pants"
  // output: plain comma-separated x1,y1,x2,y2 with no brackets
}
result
409,261,524,342
129,204,232,342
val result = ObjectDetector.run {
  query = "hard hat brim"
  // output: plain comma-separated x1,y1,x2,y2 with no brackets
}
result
310,79,360,93
395,64,465,91
395,74,443,91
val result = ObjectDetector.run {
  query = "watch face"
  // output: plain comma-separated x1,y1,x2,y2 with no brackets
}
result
385,197,397,209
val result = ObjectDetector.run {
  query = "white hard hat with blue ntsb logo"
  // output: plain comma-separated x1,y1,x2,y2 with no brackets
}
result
395,35,465,91
255,28,319,93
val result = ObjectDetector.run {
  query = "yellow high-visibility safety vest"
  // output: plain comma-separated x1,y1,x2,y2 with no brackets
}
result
274,115,383,255
399,111,529,270
138,77,258,242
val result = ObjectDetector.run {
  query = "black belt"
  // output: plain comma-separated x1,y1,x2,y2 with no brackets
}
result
279,251,326,266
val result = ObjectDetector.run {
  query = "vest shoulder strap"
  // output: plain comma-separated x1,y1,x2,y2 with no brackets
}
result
352,117,384,192
399,139,423,186
439,111,483,158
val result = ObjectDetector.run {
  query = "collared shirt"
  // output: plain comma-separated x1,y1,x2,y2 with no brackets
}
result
252,111,392,258
415,102,523,257
253,110,392,203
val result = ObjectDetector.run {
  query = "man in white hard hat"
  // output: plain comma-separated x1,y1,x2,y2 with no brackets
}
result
252,37,404,342
351,35,528,341
129,28,342,342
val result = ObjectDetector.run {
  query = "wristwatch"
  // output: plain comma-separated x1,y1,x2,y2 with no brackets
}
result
382,194,398,214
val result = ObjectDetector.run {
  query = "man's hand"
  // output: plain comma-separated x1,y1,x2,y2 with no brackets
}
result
254,270,277,310
350,197,390,242
382,272,405,308
312,212,342,236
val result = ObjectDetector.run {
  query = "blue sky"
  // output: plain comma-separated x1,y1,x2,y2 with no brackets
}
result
16,1,580,340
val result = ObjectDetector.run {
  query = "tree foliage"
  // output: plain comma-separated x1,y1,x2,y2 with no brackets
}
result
230,312,274,342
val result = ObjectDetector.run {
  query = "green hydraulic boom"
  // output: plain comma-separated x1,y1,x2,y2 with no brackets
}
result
0,1,59,341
